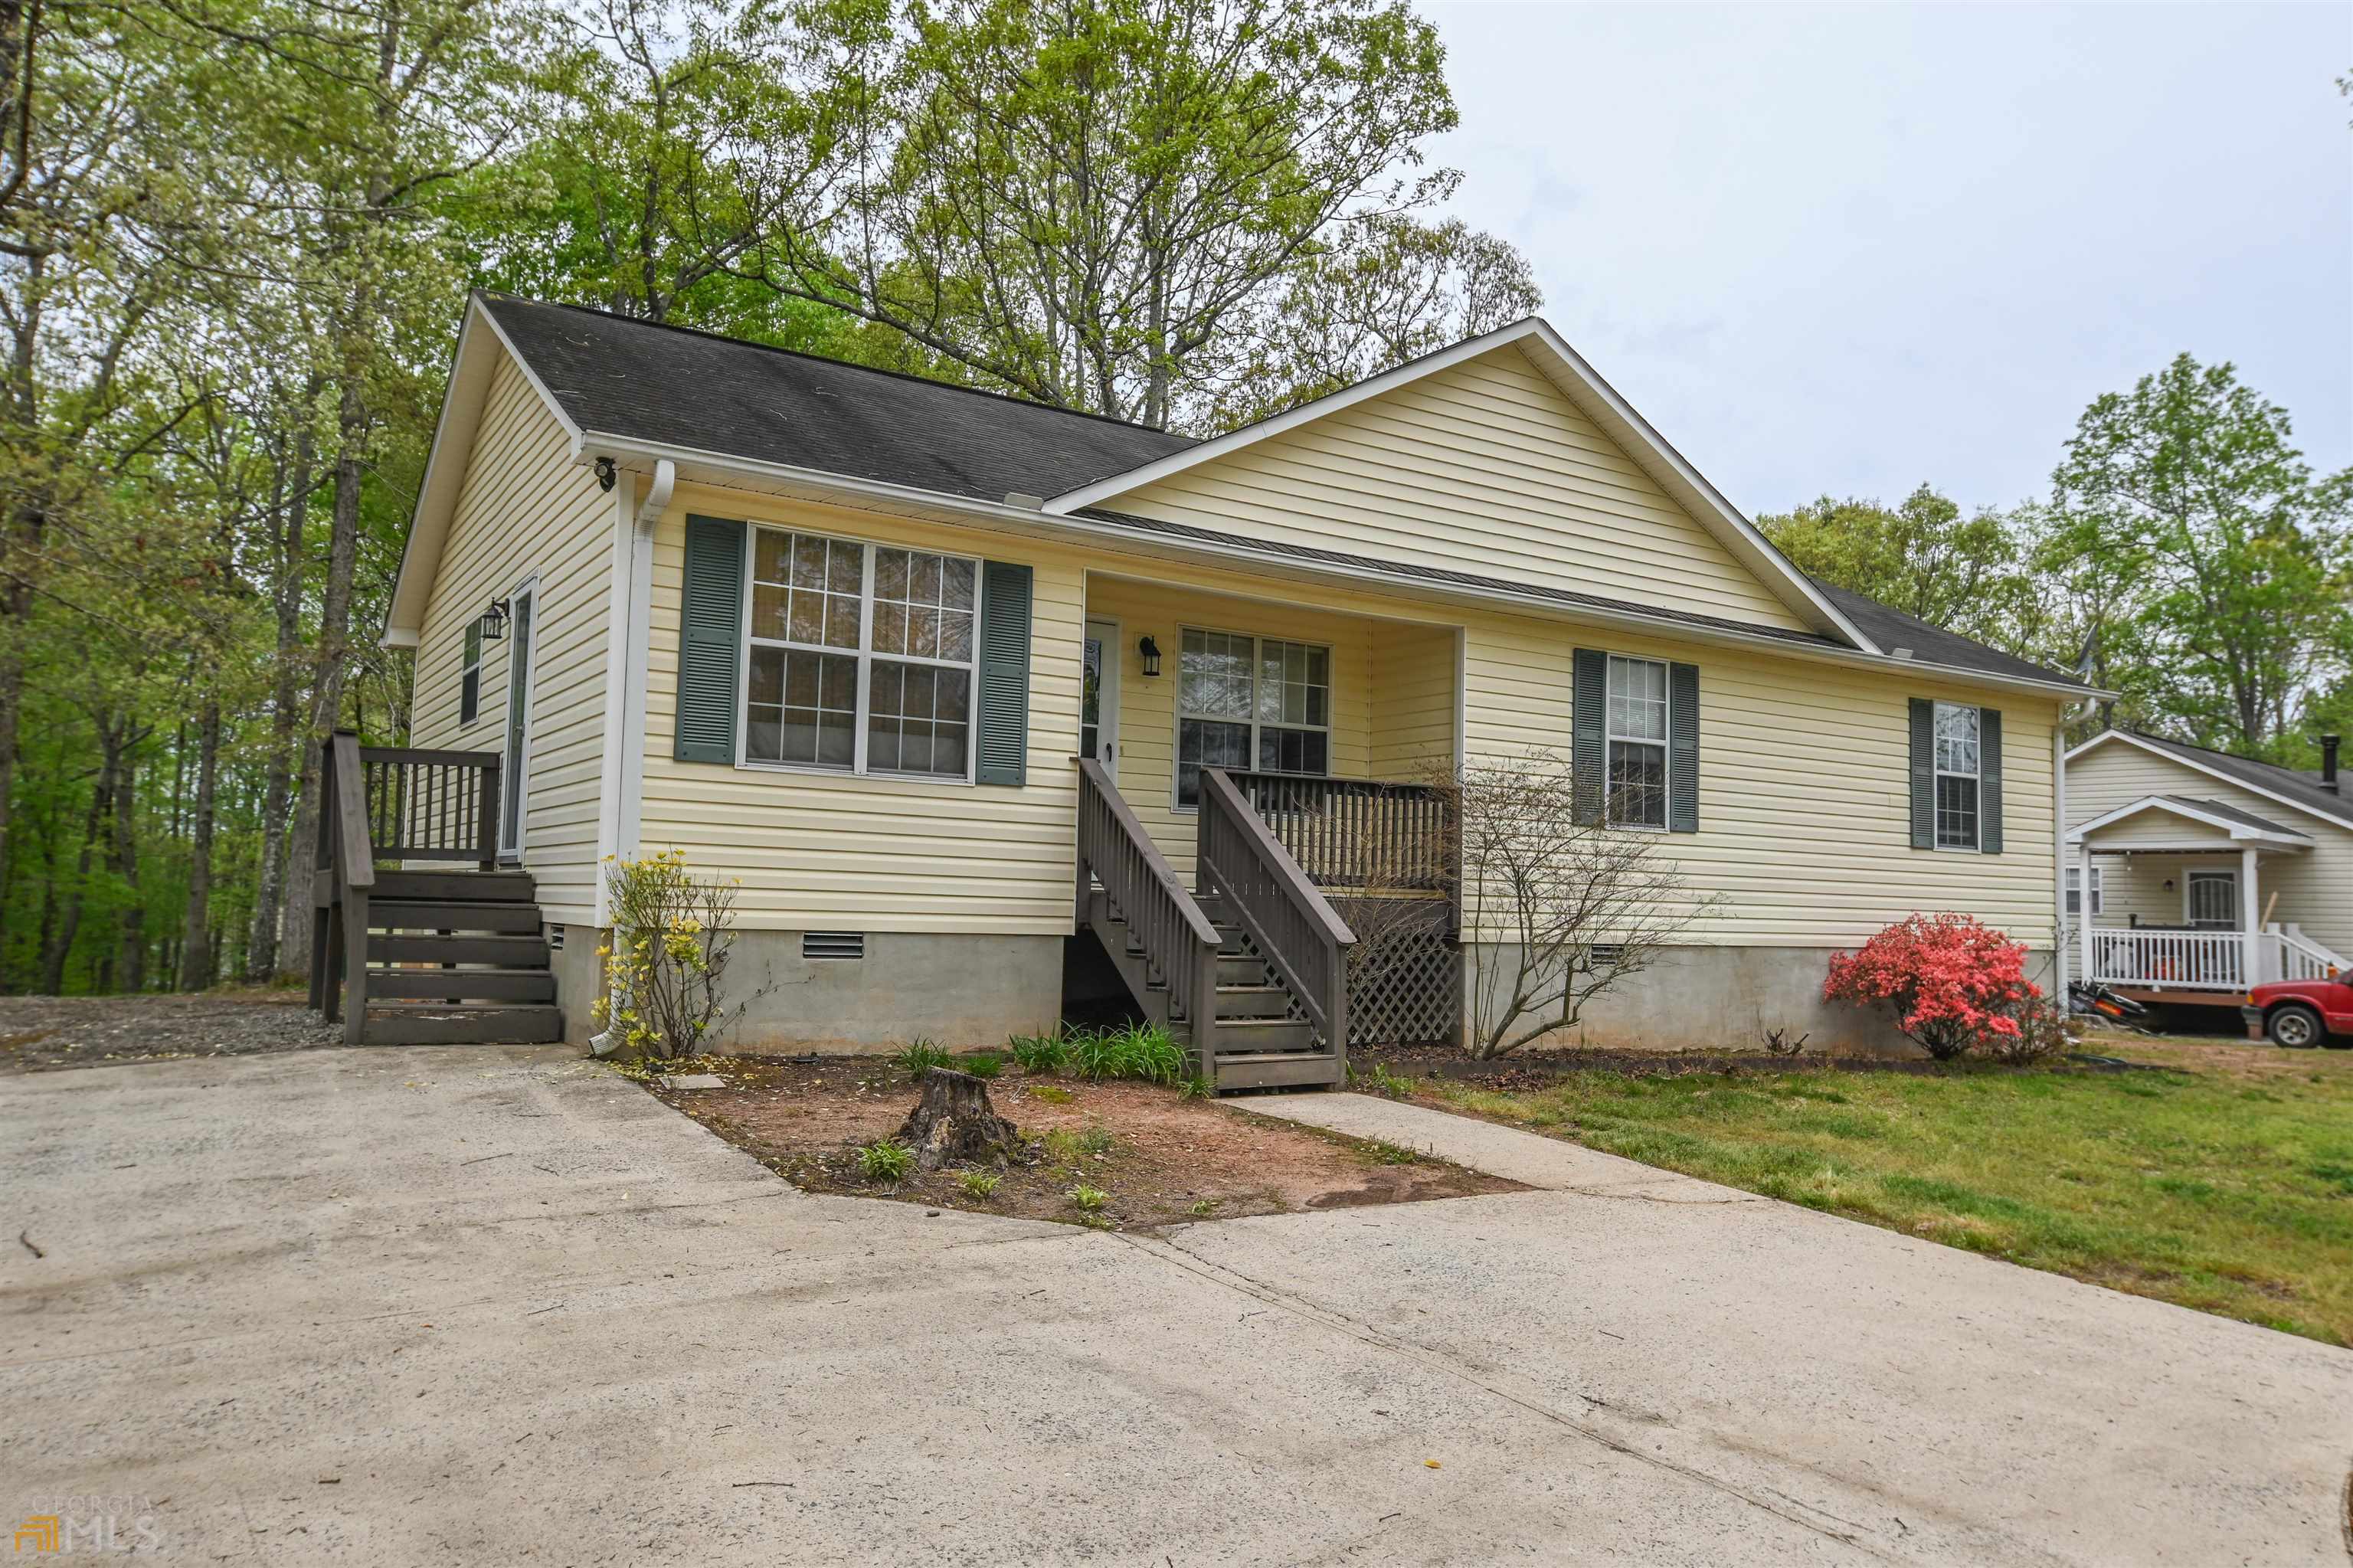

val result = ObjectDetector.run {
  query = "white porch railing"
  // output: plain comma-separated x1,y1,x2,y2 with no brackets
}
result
2088,928,2247,990
2271,923,2346,983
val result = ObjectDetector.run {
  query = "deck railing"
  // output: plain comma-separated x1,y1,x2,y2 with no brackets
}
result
2088,928,2246,991
1222,771,1451,894
309,732,504,1043
1197,768,1355,1049
1076,758,1222,1056
2270,924,2345,983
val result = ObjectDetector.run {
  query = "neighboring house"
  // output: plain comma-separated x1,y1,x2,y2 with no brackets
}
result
358,293,2094,1082
2064,731,2352,1004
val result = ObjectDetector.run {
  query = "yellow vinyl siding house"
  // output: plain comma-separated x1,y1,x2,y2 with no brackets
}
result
383,296,2093,1076
2063,731,2353,1002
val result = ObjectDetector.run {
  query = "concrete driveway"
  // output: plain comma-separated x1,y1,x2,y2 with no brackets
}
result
4,1047,2348,1566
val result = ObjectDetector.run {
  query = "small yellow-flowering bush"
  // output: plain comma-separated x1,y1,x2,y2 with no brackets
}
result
592,849,745,1061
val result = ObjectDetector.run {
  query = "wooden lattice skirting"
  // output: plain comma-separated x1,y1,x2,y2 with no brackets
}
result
1329,895,1460,1047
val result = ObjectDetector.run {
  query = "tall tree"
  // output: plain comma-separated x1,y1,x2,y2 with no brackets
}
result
771,0,1534,430
2044,353,2353,760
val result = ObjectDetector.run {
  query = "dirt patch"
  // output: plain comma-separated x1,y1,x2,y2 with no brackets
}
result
0,990,337,1074
643,1056,1520,1229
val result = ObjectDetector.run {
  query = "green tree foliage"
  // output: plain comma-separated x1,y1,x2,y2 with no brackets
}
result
2043,353,2352,763
1757,486,2049,658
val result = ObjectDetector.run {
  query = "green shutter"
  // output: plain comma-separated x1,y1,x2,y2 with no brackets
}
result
1572,647,1605,825
976,561,1032,787
1908,697,1935,849
1978,706,2003,854
673,515,745,764
1668,661,1699,833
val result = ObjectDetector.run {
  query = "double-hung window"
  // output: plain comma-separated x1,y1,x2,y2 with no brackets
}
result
1605,655,1668,829
459,620,483,727
2065,866,2103,918
742,526,977,780
1932,701,1982,849
1176,629,1330,806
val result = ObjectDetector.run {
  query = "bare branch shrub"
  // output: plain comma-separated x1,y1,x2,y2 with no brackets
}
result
1443,748,1713,1059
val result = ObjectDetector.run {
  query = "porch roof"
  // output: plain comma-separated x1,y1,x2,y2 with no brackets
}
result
2070,794,2313,852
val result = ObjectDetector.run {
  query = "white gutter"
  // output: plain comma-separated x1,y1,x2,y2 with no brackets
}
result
570,434,2111,705
593,457,674,923
2052,725,2068,998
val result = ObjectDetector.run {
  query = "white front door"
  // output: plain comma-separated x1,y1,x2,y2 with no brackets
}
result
2186,869,2237,928
499,582,535,859
1082,617,1121,780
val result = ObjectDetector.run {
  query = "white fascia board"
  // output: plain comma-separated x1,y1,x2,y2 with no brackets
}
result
584,432,2093,702
2063,729,2353,832
381,296,587,647
1038,316,1877,653
2067,795,2312,846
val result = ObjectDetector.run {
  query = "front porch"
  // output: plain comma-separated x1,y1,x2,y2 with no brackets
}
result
1072,575,1462,1089
2070,794,2346,997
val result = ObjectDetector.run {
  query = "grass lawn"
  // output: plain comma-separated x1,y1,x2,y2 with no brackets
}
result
1414,1035,2353,1346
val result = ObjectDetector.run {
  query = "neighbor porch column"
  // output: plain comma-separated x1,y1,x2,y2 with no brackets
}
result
2078,838,2096,986
2241,846,2261,987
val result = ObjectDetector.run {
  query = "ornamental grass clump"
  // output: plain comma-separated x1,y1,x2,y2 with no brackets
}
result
1823,913,2041,1060
591,849,749,1061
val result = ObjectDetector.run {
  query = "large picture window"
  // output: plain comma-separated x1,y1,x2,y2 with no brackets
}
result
1933,701,1982,849
1176,629,1329,806
1605,654,1667,828
742,527,977,780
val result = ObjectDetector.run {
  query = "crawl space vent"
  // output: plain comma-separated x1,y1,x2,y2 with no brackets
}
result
803,931,866,961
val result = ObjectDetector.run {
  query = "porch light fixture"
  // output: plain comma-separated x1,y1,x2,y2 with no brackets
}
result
1138,635,1162,678
594,455,617,492
476,597,510,642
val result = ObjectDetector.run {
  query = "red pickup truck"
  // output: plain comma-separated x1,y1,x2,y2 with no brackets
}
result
2243,977,2353,1048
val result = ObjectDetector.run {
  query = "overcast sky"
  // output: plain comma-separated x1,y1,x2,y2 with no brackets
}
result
1419,1,2351,519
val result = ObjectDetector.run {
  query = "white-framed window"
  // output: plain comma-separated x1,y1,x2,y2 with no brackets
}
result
459,618,483,727
741,526,977,781
1175,628,1330,807
2065,865,2103,918
1932,701,1982,849
1605,654,1668,829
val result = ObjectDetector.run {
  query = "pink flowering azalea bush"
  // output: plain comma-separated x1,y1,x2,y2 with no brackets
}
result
1823,914,2042,1060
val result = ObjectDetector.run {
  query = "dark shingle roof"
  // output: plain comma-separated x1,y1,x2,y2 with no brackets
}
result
1808,581,2085,689
481,295,1195,502
479,294,2089,690
2123,732,2353,830
2155,795,2306,836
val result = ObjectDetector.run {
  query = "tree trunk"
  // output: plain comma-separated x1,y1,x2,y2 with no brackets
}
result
112,741,144,993
277,401,362,984
894,1069,1026,1170
178,701,221,991
248,428,313,979
42,719,116,994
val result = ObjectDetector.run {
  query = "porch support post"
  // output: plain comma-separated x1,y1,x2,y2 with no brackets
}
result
2241,846,2260,987
2078,839,2096,986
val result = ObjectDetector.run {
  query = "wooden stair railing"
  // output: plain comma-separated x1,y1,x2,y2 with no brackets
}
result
1196,768,1356,1060
307,731,525,1045
1075,758,1223,1066
1223,771,1451,894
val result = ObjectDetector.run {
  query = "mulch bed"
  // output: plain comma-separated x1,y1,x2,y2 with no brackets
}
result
641,1055,1520,1229
0,990,338,1073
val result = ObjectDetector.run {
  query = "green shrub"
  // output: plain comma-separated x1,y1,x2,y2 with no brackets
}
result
1008,1033,1065,1074
956,1170,1001,1200
856,1139,915,1183
895,1040,954,1080
1067,1183,1108,1213
1177,1072,1213,1100
1062,1023,1185,1085
960,1052,1003,1080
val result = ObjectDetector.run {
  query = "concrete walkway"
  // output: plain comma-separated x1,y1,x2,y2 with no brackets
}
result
4,1053,2348,1566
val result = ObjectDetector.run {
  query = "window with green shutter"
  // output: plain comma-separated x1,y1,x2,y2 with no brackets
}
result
1910,698,2002,853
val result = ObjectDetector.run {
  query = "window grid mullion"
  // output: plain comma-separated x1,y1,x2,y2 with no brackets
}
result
852,543,874,777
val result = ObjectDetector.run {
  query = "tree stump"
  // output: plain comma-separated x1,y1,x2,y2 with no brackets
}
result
895,1068,1025,1170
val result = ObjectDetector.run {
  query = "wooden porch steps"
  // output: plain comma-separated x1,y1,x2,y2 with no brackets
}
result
347,869,562,1045
1082,888,1335,1091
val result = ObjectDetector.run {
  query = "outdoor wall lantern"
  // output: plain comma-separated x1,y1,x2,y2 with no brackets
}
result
594,455,618,492
1138,635,1162,678
476,597,510,642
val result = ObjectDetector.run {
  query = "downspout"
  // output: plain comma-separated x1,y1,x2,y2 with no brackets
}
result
2053,724,2069,1000
619,459,672,860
